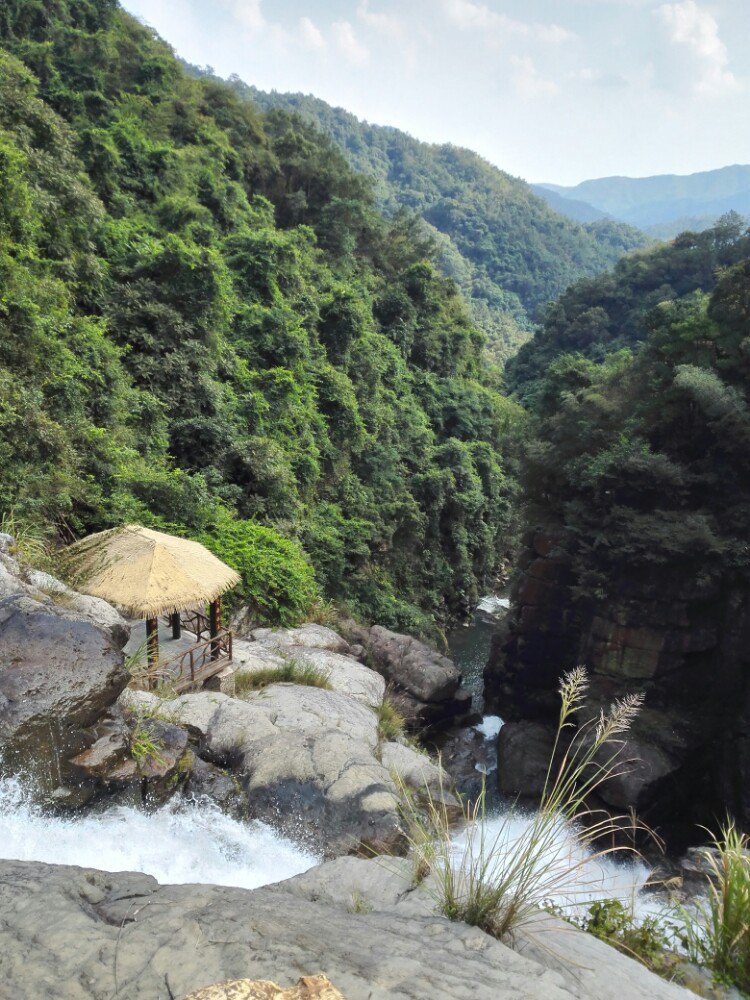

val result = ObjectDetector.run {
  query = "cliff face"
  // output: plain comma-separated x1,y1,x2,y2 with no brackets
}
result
485,527,750,844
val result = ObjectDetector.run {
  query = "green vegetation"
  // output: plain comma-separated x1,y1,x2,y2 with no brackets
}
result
578,899,673,976
507,214,750,402
679,823,750,994
234,659,332,695
397,668,645,939
375,697,408,743
0,0,525,630
509,220,750,611
198,516,318,624
209,81,647,363
129,725,167,769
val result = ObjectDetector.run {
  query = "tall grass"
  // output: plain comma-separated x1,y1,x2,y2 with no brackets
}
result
397,667,648,940
0,511,53,570
235,658,331,695
680,822,750,992
376,697,408,742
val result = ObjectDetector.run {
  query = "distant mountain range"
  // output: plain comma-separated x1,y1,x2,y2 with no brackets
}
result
533,164,750,238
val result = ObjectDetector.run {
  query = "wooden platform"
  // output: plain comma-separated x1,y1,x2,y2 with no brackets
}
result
125,619,233,692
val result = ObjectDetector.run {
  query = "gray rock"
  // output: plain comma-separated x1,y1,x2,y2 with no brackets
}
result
251,625,352,655
0,859,695,999
364,625,460,704
497,720,556,798
245,683,380,749
0,593,130,786
184,756,247,817
239,730,403,856
233,639,386,707
117,688,406,856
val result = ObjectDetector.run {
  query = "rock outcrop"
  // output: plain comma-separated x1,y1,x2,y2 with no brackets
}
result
0,592,130,789
347,623,471,727
121,637,457,856
0,857,693,1000
0,538,134,797
484,526,750,842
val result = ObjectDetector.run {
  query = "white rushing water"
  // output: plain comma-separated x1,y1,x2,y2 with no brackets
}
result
0,777,319,889
449,808,661,922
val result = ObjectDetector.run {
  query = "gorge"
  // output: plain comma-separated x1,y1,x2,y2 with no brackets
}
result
1,0,750,997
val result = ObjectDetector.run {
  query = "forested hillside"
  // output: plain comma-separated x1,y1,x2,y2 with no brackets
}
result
507,214,750,402
0,0,526,632
197,80,646,363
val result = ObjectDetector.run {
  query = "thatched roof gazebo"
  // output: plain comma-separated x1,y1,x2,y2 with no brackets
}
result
66,525,240,687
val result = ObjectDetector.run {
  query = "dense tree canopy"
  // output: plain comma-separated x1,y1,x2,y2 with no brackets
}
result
207,82,647,364
0,0,526,632
507,214,750,403
517,226,750,607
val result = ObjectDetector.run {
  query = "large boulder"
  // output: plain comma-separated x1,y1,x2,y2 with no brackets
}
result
497,721,556,799
233,638,386,707
0,593,130,785
351,624,470,727
251,625,352,655
0,858,693,999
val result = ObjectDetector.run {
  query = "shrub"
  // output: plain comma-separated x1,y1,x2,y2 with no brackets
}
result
580,898,672,975
199,515,319,626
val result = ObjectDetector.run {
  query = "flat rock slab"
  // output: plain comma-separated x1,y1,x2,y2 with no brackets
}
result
0,859,694,1000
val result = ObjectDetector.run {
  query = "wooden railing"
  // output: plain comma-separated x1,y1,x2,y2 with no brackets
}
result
161,608,211,641
147,629,233,693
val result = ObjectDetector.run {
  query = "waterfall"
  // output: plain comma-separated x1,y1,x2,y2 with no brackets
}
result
0,777,318,890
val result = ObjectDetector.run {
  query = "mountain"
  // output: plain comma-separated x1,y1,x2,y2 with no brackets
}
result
0,0,527,633
541,164,750,238
506,214,750,402
529,184,610,224
186,76,647,363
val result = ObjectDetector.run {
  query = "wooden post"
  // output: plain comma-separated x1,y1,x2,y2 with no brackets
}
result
145,617,159,687
170,611,181,640
209,599,221,660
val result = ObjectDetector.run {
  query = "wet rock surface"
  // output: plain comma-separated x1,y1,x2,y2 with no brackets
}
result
120,642,456,857
0,858,694,1000
0,592,130,786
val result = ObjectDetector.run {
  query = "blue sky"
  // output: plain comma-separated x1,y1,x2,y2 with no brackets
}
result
121,0,748,185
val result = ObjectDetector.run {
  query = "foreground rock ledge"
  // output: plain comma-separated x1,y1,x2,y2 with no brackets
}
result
0,859,691,1000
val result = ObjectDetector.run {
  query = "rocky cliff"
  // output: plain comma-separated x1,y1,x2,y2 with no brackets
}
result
485,526,750,844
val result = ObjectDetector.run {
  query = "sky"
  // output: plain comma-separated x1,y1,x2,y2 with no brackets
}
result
120,0,749,186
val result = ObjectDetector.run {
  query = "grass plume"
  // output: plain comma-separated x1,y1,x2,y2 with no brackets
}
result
396,667,651,940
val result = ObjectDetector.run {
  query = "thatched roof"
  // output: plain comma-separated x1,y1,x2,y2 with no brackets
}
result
65,525,241,619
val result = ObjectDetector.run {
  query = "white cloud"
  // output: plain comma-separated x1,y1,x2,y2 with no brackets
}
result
510,55,559,98
442,0,574,45
357,1,404,40
656,0,738,94
224,0,265,34
299,16,325,51
332,20,370,66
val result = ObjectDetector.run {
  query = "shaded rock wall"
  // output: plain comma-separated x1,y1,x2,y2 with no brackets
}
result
485,527,750,841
